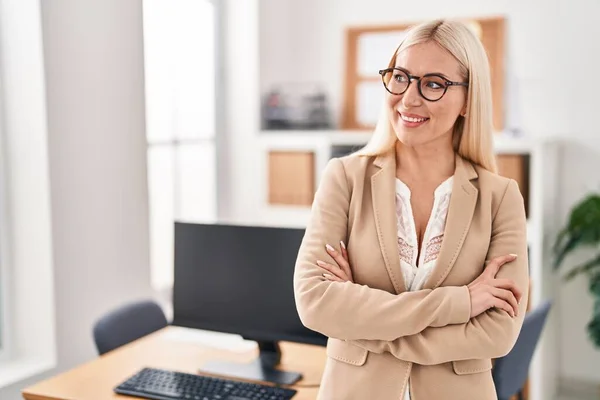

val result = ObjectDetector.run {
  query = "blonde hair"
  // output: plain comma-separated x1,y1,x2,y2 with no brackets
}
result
356,19,497,173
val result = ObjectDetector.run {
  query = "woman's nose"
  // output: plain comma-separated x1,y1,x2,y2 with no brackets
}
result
401,81,422,108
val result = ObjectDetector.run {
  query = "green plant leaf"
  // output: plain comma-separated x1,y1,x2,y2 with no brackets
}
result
554,194,600,269
565,253,600,281
588,300,600,348
554,232,584,269
557,193,600,349
592,272,600,298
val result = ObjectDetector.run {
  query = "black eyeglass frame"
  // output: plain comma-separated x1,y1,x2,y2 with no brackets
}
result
378,67,469,102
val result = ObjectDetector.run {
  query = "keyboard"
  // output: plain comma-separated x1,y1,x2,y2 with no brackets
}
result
114,367,298,400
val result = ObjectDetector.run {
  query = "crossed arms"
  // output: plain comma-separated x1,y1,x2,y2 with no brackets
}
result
293,158,529,365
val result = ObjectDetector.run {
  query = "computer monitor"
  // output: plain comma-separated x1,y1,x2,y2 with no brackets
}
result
172,222,327,385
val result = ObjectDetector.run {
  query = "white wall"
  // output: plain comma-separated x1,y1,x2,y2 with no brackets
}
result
221,0,261,225
41,0,154,368
255,0,600,392
0,0,56,377
0,0,153,398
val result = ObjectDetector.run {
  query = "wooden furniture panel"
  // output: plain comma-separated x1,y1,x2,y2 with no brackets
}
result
268,151,315,206
22,327,325,400
497,154,530,216
478,18,505,132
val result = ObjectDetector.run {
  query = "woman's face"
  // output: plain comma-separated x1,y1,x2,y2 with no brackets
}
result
386,41,467,148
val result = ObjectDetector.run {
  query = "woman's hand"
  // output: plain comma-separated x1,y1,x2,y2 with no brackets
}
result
468,254,523,318
316,241,354,283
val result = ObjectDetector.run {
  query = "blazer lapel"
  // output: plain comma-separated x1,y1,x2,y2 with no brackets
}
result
422,154,479,290
371,150,406,294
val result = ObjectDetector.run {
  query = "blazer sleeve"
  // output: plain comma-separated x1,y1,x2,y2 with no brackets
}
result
293,158,472,341
350,179,530,364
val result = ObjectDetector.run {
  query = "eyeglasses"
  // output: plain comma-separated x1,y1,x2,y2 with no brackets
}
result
378,67,469,102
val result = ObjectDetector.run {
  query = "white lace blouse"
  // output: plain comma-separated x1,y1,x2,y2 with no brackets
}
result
396,176,454,400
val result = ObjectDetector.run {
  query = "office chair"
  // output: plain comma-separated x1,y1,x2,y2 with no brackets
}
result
492,300,552,400
93,299,168,355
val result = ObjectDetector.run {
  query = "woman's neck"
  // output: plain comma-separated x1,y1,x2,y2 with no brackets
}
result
394,140,455,184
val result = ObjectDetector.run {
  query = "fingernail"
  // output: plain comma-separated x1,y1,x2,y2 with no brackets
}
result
510,254,518,257
316,260,324,266
323,273,332,278
340,241,346,249
326,244,335,252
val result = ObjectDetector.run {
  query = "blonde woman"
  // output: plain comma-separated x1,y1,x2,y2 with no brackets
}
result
293,19,528,400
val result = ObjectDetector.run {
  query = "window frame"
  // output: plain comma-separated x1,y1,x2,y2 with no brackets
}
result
142,0,222,292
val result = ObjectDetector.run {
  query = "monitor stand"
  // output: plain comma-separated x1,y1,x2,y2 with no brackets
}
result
199,341,303,386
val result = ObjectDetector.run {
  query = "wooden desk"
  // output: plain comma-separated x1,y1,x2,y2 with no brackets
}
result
22,327,326,400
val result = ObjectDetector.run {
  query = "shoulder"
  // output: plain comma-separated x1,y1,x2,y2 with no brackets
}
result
323,153,376,182
472,163,525,215
474,164,512,196
314,153,376,208
337,152,376,172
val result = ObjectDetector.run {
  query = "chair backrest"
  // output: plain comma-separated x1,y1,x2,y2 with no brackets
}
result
93,300,168,355
492,300,552,400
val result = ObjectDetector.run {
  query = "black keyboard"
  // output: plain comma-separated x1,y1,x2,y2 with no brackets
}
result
114,367,298,400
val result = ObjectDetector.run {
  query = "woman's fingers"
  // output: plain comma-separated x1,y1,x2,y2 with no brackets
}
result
491,296,515,317
316,260,348,281
492,278,522,303
325,243,348,268
491,287,519,317
484,254,518,277
326,243,353,281
340,241,349,261
323,273,343,282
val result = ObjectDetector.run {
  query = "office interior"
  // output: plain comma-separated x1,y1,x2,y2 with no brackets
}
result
0,0,599,399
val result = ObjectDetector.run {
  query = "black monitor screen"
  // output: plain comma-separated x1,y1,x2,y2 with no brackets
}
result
172,222,327,347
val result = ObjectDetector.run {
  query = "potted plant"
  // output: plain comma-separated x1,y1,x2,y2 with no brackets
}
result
553,193,600,347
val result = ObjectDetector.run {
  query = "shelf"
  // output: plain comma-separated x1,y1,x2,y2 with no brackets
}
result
260,129,551,155
259,130,371,147
493,134,537,154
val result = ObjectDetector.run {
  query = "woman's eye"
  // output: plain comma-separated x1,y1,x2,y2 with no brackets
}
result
425,80,444,90
393,74,407,82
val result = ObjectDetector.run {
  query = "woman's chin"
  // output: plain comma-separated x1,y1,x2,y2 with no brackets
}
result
394,130,428,147
394,126,453,149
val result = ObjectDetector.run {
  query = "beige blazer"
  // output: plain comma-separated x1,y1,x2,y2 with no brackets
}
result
293,148,529,400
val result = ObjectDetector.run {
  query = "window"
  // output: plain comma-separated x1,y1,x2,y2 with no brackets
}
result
142,0,219,291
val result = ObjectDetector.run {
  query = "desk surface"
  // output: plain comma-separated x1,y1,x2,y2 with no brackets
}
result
22,327,326,400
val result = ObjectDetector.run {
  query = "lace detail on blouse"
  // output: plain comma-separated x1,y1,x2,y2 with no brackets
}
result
395,176,453,292
423,234,444,264
398,237,414,265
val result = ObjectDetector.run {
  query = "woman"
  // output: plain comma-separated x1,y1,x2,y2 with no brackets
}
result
293,19,529,400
